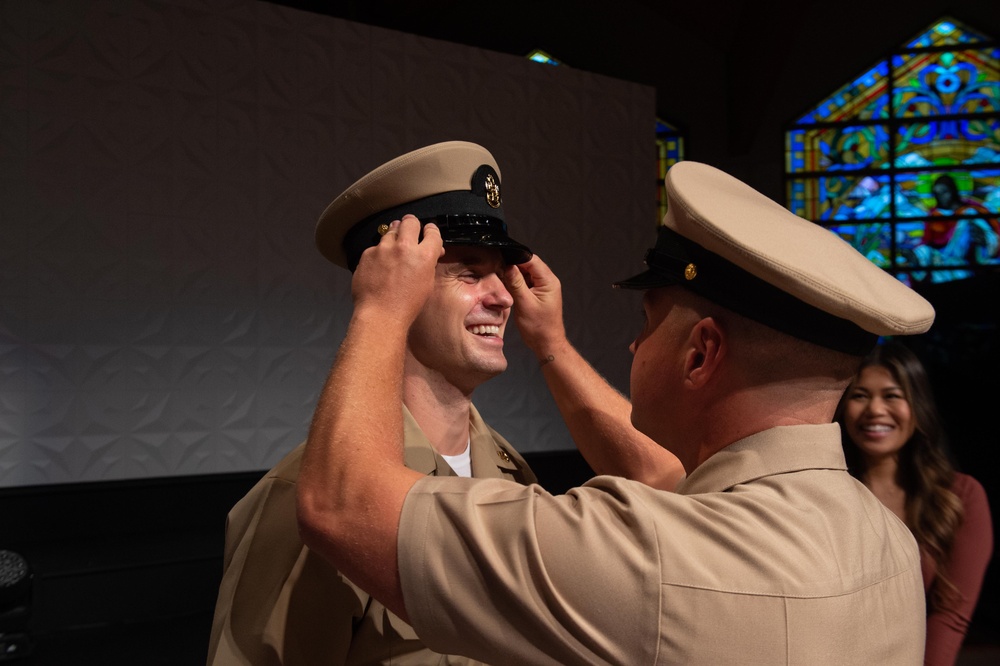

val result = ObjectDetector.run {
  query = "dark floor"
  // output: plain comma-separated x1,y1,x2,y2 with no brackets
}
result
4,616,999,665
3,612,211,665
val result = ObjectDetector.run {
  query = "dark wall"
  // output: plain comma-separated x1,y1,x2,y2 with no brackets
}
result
0,452,595,665
0,0,655,487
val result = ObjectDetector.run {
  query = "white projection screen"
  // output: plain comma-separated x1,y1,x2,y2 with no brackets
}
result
0,0,656,487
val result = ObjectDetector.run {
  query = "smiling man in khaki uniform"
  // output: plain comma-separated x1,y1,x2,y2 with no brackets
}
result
208,141,681,666
297,161,933,664
206,142,542,665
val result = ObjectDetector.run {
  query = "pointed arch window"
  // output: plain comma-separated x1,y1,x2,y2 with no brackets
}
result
785,17,1000,285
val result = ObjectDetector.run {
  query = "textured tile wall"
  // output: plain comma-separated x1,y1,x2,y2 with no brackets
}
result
0,0,655,486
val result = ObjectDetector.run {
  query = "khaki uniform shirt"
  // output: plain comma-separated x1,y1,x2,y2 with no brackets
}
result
400,424,926,665
207,405,536,665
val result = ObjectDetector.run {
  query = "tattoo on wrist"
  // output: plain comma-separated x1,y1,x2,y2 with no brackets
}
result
539,354,555,367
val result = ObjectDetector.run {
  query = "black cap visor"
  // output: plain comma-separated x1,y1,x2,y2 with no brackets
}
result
343,190,532,271
613,226,878,355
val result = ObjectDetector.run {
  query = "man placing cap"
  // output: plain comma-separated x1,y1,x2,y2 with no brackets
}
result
207,141,677,665
297,160,934,664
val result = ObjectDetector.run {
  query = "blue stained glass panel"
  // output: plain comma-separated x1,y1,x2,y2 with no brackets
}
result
905,19,989,48
796,61,890,124
789,174,893,221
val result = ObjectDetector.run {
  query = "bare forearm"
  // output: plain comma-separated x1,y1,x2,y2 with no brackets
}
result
505,256,685,490
539,338,685,491
297,309,420,621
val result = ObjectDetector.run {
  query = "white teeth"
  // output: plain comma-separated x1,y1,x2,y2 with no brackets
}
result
469,325,500,336
862,424,892,432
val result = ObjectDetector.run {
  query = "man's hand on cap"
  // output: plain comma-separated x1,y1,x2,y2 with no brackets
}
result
351,214,443,327
503,255,567,359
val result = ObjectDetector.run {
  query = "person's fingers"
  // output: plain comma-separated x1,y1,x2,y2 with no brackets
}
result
420,220,441,240
397,214,421,239
502,265,525,291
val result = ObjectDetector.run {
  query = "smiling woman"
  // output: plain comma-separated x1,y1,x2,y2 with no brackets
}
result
836,341,994,665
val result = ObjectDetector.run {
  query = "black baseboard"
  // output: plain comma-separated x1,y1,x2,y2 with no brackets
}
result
0,450,596,664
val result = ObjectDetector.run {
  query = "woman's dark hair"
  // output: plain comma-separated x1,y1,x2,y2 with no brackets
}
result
835,340,963,610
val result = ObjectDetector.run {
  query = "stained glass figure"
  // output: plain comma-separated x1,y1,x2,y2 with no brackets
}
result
785,17,1000,285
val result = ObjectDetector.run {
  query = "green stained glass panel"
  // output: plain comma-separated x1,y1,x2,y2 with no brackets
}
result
788,125,891,173
892,49,1000,118
893,168,1000,220
894,118,1000,168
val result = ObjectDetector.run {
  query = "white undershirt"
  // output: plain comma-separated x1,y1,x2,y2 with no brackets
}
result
440,439,472,477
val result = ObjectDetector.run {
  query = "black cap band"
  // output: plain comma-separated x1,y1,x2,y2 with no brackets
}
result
615,226,877,355
339,162,534,271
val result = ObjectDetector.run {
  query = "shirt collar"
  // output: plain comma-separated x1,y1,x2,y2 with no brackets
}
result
676,423,848,495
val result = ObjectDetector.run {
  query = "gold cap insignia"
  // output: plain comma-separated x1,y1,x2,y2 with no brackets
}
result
485,173,501,209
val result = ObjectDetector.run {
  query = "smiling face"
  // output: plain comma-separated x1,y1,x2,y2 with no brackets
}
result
405,246,513,393
841,364,917,466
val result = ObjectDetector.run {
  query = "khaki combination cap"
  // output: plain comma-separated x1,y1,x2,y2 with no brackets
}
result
615,161,935,354
316,141,532,271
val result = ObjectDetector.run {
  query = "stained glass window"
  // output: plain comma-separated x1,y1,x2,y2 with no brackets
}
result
526,49,560,65
657,118,685,223
785,18,1000,286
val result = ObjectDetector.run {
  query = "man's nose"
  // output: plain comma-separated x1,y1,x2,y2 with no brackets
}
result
483,273,513,309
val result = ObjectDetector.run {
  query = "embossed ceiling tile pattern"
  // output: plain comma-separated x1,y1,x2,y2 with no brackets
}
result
258,19,304,109
258,304,342,350
0,184,28,300
216,97,260,189
295,110,359,198
368,26,411,140
297,18,371,116
252,384,320,467
401,39,477,138
169,5,218,98
216,18,259,105
214,216,263,302
0,1,29,70
259,345,331,395
172,223,228,304
476,361,566,453
124,213,175,302
258,104,301,186
1,0,655,486
126,1,178,91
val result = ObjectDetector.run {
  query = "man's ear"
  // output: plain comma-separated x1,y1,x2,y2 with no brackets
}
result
683,317,724,388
